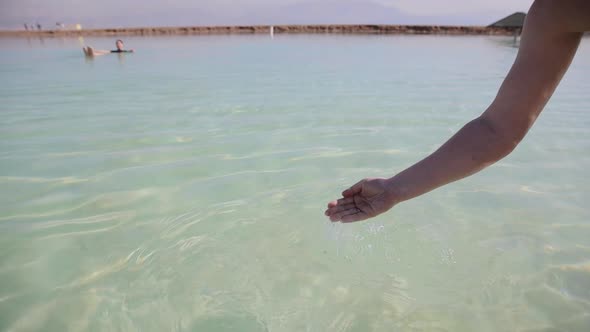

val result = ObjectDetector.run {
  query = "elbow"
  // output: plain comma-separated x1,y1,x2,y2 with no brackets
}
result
495,136,521,160
495,126,524,159
475,116,525,163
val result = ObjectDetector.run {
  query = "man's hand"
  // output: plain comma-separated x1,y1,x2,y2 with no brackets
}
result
325,178,398,223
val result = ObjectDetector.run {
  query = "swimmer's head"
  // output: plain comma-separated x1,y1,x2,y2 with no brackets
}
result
116,39,124,50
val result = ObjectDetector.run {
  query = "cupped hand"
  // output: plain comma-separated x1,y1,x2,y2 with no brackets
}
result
325,177,398,223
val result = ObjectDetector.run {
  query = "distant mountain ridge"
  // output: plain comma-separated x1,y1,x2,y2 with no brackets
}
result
233,0,408,25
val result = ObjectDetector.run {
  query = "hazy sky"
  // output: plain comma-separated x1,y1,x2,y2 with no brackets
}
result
1,0,534,28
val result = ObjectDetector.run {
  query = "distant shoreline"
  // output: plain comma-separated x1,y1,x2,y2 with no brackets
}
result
0,24,520,37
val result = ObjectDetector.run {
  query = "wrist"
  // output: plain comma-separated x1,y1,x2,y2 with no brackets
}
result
384,176,409,206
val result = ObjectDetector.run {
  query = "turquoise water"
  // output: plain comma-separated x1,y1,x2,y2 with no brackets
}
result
1,35,589,331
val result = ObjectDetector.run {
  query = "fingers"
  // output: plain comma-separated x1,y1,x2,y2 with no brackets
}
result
342,179,365,197
329,207,362,222
336,197,354,206
325,197,355,215
341,211,369,223
324,203,356,217
327,206,369,223
325,179,367,222
326,197,354,209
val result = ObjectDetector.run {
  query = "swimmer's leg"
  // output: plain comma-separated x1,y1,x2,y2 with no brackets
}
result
83,46,95,57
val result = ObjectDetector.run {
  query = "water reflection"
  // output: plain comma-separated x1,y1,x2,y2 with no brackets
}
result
81,49,128,65
84,56,94,64
117,53,126,66
488,36,521,49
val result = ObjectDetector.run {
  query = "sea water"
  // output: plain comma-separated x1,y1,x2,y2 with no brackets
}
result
1,35,589,331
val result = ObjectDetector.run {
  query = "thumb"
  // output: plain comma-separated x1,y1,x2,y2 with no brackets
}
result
342,179,365,197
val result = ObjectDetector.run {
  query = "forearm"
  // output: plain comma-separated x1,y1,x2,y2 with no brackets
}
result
387,116,516,203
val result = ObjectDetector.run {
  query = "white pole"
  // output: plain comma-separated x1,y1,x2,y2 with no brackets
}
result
270,25,274,38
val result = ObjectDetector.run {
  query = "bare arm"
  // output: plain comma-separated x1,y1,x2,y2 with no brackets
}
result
326,0,589,223
92,50,110,55
388,0,585,203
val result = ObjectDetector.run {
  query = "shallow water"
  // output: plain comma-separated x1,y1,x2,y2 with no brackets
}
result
1,35,589,331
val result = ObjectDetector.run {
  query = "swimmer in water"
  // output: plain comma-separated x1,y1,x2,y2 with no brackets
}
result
326,0,590,223
83,39,134,57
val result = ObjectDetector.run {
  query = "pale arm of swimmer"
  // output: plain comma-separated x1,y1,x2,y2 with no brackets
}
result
326,0,590,223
